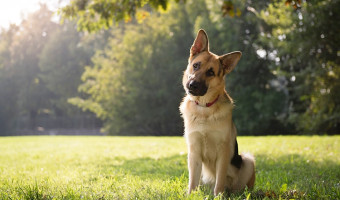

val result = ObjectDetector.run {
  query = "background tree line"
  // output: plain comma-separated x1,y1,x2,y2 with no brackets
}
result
0,0,338,136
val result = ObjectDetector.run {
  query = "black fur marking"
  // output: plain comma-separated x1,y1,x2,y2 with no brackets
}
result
218,60,224,76
231,139,242,169
206,68,215,76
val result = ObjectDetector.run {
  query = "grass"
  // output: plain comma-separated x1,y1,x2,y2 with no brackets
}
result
0,136,339,199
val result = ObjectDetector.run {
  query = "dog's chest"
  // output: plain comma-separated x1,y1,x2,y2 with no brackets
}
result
181,98,234,159
185,115,232,157
183,103,232,139
202,129,227,162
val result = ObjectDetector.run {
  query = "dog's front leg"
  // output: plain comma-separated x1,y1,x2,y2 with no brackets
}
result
188,151,202,194
214,147,229,196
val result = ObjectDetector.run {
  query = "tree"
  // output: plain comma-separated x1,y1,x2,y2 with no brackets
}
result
188,0,287,135
59,0,181,32
0,5,104,134
0,5,59,133
39,21,94,116
41,0,339,135
260,0,340,134
9,4,59,129
69,2,193,135
67,0,295,135
0,25,20,134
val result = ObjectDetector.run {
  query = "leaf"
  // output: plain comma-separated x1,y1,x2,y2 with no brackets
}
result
236,8,241,17
280,183,288,193
221,1,233,17
136,10,150,24
246,193,251,200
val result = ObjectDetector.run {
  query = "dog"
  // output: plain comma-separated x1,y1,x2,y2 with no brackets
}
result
180,29,255,196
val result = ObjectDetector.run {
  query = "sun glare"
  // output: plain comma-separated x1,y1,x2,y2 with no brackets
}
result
0,0,68,29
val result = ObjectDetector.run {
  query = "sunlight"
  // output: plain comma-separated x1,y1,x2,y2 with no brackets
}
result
256,49,267,58
0,0,67,29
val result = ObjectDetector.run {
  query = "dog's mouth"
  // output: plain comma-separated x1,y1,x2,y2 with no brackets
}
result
188,88,207,96
186,80,208,96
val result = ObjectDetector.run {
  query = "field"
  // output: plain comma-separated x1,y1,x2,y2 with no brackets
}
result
0,136,339,199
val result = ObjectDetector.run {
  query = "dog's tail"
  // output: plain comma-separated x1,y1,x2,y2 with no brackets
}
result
239,153,256,189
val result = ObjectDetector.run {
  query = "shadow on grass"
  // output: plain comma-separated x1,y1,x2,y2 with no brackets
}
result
98,154,188,180
247,154,339,199
97,153,340,199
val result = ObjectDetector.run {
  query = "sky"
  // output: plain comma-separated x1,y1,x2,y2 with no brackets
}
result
0,0,69,29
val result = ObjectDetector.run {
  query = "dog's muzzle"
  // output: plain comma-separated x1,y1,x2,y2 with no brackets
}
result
187,80,208,96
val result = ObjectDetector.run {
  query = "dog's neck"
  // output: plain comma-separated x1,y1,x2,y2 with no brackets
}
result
189,91,233,108
195,95,220,107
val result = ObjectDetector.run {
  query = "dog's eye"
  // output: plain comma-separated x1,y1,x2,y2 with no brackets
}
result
206,68,215,77
193,62,201,71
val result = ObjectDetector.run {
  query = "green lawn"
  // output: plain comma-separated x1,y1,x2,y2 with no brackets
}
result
0,136,339,199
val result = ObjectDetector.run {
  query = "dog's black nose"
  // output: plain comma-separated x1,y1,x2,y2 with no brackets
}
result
187,80,208,96
189,80,199,90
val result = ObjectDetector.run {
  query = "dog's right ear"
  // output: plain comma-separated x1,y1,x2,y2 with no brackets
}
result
219,51,242,74
190,29,209,56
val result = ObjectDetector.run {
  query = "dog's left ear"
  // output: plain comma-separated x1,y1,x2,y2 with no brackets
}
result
190,29,209,56
219,51,242,74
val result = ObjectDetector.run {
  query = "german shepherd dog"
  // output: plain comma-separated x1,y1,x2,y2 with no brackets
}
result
180,29,255,195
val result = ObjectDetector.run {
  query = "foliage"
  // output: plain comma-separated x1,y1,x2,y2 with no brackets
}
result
259,0,340,134
0,5,57,133
0,25,19,133
199,0,287,135
59,0,183,32
0,136,339,199
0,0,339,135
39,21,93,116
69,0,289,135
69,3,192,135
0,5,100,135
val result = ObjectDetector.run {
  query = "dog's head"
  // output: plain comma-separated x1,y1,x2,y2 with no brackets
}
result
183,29,241,98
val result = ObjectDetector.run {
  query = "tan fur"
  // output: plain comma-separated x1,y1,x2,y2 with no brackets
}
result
180,29,255,196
